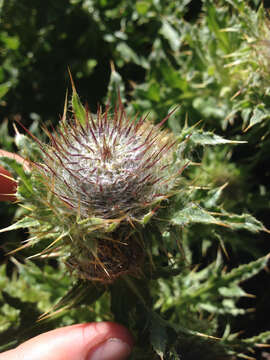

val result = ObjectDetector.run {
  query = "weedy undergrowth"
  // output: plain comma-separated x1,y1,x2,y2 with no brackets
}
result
0,83,269,359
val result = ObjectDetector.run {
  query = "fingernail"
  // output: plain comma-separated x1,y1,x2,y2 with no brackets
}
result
87,338,131,360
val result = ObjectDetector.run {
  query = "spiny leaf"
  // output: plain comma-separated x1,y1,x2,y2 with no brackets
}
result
0,217,39,233
189,130,246,146
106,61,126,106
244,105,269,131
219,212,268,233
68,68,86,126
222,254,269,284
40,281,105,320
203,184,227,209
149,312,168,360
171,203,226,227
72,91,86,126
242,331,270,345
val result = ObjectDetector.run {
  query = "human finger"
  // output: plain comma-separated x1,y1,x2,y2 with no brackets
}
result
0,165,17,202
0,150,29,202
0,321,133,360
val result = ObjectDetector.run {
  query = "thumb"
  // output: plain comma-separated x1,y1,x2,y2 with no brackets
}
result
0,322,133,360
0,165,17,202
0,150,30,202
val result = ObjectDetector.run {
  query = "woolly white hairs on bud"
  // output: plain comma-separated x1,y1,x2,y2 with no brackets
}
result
41,103,178,219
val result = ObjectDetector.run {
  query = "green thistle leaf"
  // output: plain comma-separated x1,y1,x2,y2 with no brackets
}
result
171,204,223,227
149,312,168,360
189,130,246,146
0,217,39,233
68,68,86,126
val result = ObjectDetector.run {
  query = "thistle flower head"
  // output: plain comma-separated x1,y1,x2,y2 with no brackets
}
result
40,101,179,221
17,90,184,282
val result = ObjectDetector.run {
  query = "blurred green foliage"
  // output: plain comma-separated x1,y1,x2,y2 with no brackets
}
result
0,0,270,359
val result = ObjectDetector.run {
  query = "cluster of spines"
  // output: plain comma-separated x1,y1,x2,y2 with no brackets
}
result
24,99,180,220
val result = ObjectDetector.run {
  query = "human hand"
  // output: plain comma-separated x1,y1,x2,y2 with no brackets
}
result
0,322,133,360
0,153,134,360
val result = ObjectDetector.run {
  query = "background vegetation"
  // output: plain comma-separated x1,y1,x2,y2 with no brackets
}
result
0,0,270,359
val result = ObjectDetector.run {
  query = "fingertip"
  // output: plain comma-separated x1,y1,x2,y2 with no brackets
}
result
84,322,133,360
0,150,30,203
0,322,133,360
0,165,17,202
83,321,134,348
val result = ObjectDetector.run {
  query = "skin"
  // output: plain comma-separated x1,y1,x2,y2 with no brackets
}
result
0,322,133,360
0,150,24,202
0,151,133,360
